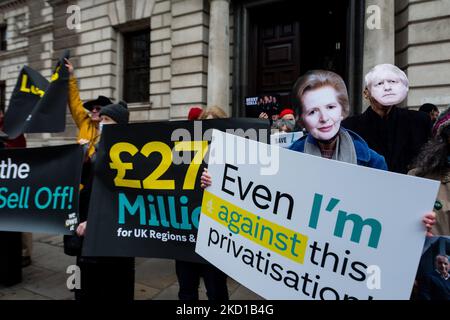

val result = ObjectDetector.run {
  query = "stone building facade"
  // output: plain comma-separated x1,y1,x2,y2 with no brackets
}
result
0,0,449,147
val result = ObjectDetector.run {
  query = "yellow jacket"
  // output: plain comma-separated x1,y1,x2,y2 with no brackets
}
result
68,76,99,158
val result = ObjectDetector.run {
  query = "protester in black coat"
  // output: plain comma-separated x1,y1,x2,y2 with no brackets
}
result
418,255,450,300
175,106,229,301
0,129,22,286
343,105,430,174
343,64,431,174
64,102,135,301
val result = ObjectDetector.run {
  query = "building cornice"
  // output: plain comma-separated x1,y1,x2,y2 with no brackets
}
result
46,0,69,6
0,0,27,11
0,46,27,59
20,22,53,36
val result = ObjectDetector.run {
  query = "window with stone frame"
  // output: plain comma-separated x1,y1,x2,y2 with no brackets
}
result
123,29,150,103
0,80,5,113
0,24,6,51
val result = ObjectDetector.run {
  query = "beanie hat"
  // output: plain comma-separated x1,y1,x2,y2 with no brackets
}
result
279,108,295,119
432,106,450,137
188,107,203,120
83,95,113,111
99,101,129,125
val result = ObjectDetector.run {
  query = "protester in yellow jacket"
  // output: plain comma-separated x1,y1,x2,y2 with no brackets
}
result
64,58,112,158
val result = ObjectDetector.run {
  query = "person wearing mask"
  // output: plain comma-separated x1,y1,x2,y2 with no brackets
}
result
202,70,435,235
343,64,431,174
290,70,387,167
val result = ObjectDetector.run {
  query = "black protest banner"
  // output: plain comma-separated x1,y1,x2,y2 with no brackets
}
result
83,118,270,262
0,144,83,234
4,50,70,139
3,66,48,139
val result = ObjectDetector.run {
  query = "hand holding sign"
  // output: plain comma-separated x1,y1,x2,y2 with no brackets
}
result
200,168,211,189
196,130,440,300
82,119,270,261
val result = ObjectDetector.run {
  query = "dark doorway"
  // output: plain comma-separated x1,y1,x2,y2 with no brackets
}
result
234,0,363,117
248,5,301,111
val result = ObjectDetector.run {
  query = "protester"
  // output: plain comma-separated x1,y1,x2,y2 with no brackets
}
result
63,59,134,300
202,70,435,236
0,109,32,267
273,108,297,132
64,59,112,158
343,63,431,174
258,95,280,122
272,118,296,133
199,106,227,119
419,103,440,123
289,70,387,167
409,106,450,235
418,254,450,300
72,101,135,301
0,110,22,286
175,106,229,301
279,108,296,121
63,58,110,259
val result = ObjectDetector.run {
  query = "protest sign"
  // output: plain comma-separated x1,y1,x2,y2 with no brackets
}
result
270,131,303,148
0,144,83,234
83,119,270,262
3,50,69,139
195,130,440,299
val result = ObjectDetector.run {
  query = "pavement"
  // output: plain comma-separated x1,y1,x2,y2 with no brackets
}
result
0,233,263,300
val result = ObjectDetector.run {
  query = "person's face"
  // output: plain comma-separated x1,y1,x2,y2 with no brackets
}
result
431,110,440,122
100,115,117,125
301,86,343,141
90,105,102,122
281,114,295,121
368,68,408,106
435,256,449,277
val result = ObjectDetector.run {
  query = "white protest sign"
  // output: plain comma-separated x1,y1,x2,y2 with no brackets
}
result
270,131,303,149
195,130,440,300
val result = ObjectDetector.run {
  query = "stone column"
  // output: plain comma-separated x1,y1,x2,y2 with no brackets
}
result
207,0,230,114
362,0,395,109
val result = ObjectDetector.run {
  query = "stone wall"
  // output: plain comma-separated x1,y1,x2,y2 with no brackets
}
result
169,0,208,119
0,0,29,108
395,0,450,109
149,0,172,120
0,0,238,145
